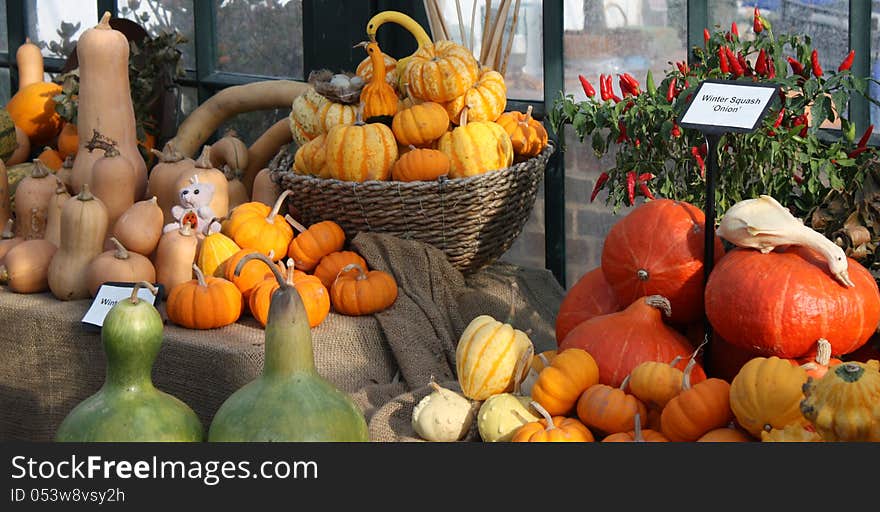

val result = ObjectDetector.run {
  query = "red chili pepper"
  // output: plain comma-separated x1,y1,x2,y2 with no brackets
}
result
616,120,628,143
787,56,805,76
811,49,823,77
578,74,596,98
848,146,871,158
638,172,654,182
666,77,677,102
838,49,855,72
676,61,690,76
754,7,764,33
639,182,656,200
793,114,808,137
737,53,751,76
691,147,706,177
671,122,681,138
699,142,708,158
858,124,874,147
606,74,622,103
727,47,744,77
599,73,609,101
704,28,711,45
768,108,784,136
623,73,640,95
590,172,609,202
793,174,804,185
626,171,636,205
755,49,768,76
718,47,730,74
731,22,739,38
634,139,641,148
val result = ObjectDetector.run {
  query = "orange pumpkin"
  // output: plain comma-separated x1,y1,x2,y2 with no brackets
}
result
496,105,548,158
697,426,753,442
249,260,329,328
576,382,647,436
405,40,480,102
391,101,449,147
222,190,294,259
166,264,243,330
223,248,283,300
442,67,507,124
626,356,685,409
285,217,346,272
37,147,64,171
391,147,450,182
660,359,733,442
602,414,669,442
57,122,79,160
530,348,600,416
313,250,368,289
788,338,842,380
323,121,398,182
6,81,63,145
330,263,398,316
511,401,595,442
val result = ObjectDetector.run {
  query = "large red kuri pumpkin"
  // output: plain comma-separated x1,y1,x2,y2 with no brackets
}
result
555,267,620,345
601,199,724,326
559,295,706,388
704,246,880,358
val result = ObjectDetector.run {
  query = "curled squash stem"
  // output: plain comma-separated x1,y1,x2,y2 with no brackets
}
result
284,214,308,234
109,237,129,260
265,189,292,225
680,357,698,391
234,251,286,289
668,355,683,367
644,295,672,317
129,281,158,304
192,263,208,288
620,374,631,391
632,413,644,442
530,401,556,431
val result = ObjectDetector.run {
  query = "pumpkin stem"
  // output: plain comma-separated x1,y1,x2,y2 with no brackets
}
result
178,220,195,237
284,258,297,285
537,352,551,367
30,159,51,178
192,264,208,287
459,107,470,127
97,11,112,29
644,295,672,318
62,155,74,169
148,196,159,206
668,355,683,367
284,214,308,234
266,189,292,225
128,281,158,305
636,269,650,281
524,105,534,123
154,141,185,163
1,219,14,239
529,401,556,431
85,129,120,158
109,237,129,260
53,176,66,194
195,145,214,169
77,183,94,201
511,346,534,395
620,374,631,391
681,357,698,391
632,413,644,442
338,263,368,282
813,338,832,367
234,252,286,288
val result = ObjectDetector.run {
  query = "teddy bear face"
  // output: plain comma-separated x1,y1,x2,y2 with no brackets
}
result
178,181,216,210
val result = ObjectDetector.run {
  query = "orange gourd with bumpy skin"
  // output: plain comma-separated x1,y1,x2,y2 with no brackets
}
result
71,12,147,202
577,382,647,436
313,251,367,290
496,105,548,158
442,67,507,124
391,101,449,148
406,40,480,103
359,42,399,123
437,109,513,179
729,356,809,438
511,402,594,442
391,147,450,182
323,121,398,182
222,191,293,260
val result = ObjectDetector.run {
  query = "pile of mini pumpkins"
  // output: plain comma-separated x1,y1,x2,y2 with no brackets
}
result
288,12,548,183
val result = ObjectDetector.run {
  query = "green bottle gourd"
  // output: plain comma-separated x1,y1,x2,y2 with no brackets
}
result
208,253,369,442
55,282,204,442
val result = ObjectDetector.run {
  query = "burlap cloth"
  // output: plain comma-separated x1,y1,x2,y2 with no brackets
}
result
0,233,563,442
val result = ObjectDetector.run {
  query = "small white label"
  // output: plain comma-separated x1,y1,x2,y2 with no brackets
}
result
82,283,158,327
679,81,777,131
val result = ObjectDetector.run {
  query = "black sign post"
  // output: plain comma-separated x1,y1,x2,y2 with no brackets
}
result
677,79,779,373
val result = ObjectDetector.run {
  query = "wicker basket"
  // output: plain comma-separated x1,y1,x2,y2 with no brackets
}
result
270,143,555,275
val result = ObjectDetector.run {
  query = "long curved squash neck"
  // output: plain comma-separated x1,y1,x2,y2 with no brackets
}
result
264,286,316,377
105,358,155,391
367,11,432,47
367,44,387,83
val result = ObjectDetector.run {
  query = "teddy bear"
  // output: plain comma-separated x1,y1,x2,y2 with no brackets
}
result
163,175,222,235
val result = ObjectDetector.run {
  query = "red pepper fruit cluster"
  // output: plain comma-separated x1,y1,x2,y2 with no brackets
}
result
787,56,806,77
768,107,785,136
666,77,678,102
792,114,809,137
591,172,609,202
726,47,745,77
754,49,769,76
619,73,640,97
811,49,823,77
578,74,596,98
838,50,855,72
625,172,656,205
753,7,764,33
731,22,739,38
718,47,730,74
703,28,711,45
848,124,874,158
690,146,706,177
671,122,681,138
676,61,689,75
616,120,628,143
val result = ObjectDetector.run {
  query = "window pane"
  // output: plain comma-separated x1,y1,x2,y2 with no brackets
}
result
215,0,304,79
26,0,97,59
117,0,196,70
0,0,8,53
559,0,686,286
430,1,543,101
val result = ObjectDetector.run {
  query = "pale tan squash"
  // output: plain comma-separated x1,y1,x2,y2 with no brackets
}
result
172,146,229,221
13,160,56,239
71,13,147,201
0,219,23,263
112,196,164,257
85,131,137,233
209,130,249,175
0,239,57,293
85,237,156,297
56,156,74,194
146,141,196,226
47,184,110,300
153,221,199,296
16,38,45,88
5,124,31,166
44,176,71,247
244,119,293,195
251,168,280,206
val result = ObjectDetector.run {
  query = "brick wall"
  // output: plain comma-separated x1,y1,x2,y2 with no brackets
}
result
500,130,632,289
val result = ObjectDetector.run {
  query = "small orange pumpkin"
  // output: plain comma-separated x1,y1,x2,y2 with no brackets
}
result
442,67,507,124
223,248,283,300
330,263,398,316
285,216,346,272
391,146,450,182
496,105,548,158
313,250,368,289
166,264,243,329
249,260,329,328
626,355,685,409
530,348,600,416
37,146,64,171
222,190,294,259
391,101,449,147
696,426,753,442
601,414,669,442
660,359,733,442
6,81,63,145
511,401,595,442
576,382,648,436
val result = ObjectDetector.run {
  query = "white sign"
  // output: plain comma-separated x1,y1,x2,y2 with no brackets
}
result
679,81,777,132
82,283,159,328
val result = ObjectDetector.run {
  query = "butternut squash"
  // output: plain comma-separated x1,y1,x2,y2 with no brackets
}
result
56,156,74,194
251,168,280,206
5,124,31,166
245,118,293,195
170,80,310,158
0,239,57,293
71,12,147,202
172,146,229,220
153,221,199,297
47,184,109,300
44,176,70,247
14,160,56,239
0,159,10,229
112,196,164,257
147,141,196,226
15,38,44,88
226,170,249,210
209,130,249,176
0,219,23,262
85,237,157,297
85,131,137,233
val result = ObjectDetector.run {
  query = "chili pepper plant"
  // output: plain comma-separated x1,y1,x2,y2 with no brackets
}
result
549,8,880,222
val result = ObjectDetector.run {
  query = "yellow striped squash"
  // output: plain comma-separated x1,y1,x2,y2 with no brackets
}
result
437,109,513,179
442,68,507,124
289,88,329,146
405,40,480,103
455,312,534,401
323,122,398,182
318,101,358,133
197,231,241,278
293,134,328,178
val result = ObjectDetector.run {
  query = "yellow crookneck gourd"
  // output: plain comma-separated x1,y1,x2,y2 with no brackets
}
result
357,41,399,124
365,10,433,88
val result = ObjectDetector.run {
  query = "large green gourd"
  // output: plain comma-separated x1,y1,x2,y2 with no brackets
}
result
208,253,369,442
55,282,204,442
